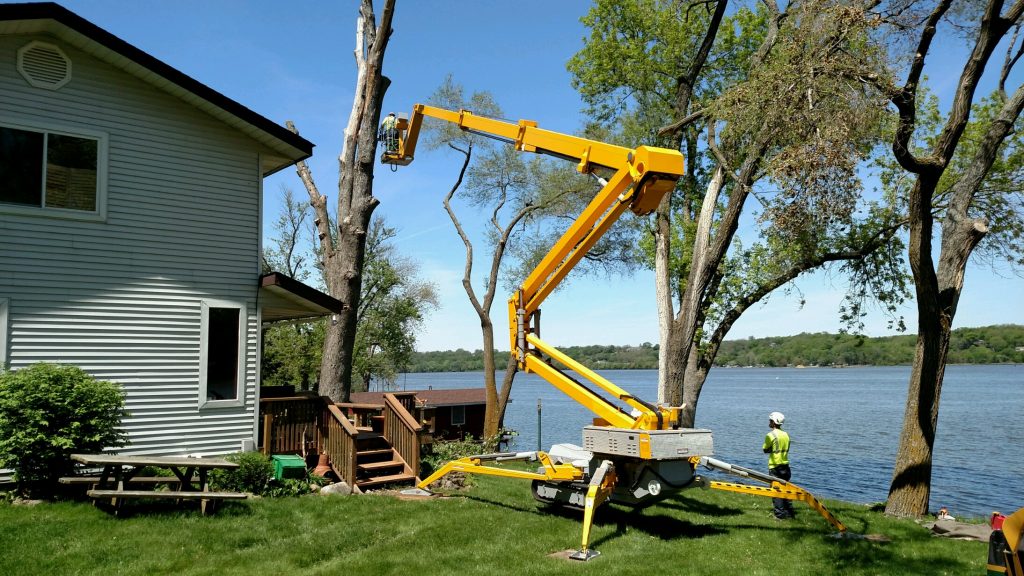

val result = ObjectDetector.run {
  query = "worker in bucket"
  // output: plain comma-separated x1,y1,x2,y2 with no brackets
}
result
763,411,795,519
380,112,398,153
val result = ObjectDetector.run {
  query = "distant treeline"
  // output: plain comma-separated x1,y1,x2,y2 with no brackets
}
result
407,325,1024,372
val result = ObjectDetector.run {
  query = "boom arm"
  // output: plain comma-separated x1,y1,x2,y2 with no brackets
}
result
384,104,684,430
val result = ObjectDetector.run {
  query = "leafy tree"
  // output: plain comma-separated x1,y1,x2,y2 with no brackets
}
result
352,219,438,391
260,194,434,393
424,76,580,437
0,363,126,497
569,0,907,427
847,0,1024,517
261,187,322,391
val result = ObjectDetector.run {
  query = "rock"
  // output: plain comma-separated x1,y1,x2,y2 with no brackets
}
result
319,481,352,496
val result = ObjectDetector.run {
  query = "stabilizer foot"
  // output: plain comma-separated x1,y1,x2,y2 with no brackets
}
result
400,488,433,497
569,548,601,561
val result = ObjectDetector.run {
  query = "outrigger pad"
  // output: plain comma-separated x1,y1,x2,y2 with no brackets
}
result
568,549,601,561
399,488,433,497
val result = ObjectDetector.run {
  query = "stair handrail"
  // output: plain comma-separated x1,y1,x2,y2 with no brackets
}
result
322,404,359,487
382,393,423,478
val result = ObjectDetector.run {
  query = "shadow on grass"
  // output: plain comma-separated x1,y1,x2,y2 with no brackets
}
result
587,505,728,550
817,530,981,575
86,498,253,519
657,492,746,518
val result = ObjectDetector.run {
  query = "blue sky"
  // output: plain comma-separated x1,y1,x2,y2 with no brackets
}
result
55,1,1023,351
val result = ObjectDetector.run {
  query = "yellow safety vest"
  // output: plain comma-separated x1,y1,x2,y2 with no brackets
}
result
763,428,790,468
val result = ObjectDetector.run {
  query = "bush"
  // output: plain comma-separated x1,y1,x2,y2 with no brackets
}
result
0,363,126,496
209,452,275,495
421,432,505,476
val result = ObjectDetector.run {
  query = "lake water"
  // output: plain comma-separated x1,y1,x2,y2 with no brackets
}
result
395,365,1023,518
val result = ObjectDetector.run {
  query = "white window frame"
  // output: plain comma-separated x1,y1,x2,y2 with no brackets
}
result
0,119,108,222
451,405,466,427
199,299,246,409
0,298,8,368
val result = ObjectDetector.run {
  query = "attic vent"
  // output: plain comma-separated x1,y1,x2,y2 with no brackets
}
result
17,41,72,90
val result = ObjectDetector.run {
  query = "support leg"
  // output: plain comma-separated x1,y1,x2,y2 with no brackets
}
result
570,460,616,561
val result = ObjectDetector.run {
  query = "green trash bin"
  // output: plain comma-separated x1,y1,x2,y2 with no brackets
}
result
271,455,307,480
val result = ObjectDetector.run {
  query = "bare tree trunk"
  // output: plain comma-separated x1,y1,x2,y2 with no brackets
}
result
654,203,673,403
287,0,395,403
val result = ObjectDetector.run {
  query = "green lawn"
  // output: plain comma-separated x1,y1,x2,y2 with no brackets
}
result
0,475,987,575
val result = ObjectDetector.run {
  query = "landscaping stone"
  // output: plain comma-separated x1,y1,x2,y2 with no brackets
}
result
320,481,352,496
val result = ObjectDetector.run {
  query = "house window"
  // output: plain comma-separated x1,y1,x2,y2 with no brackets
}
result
451,405,466,426
0,122,105,218
200,300,246,407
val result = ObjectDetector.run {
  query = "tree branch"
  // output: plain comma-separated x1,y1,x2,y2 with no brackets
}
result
286,121,335,256
442,144,487,318
657,109,706,137
890,0,953,175
999,24,1024,96
707,222,905,355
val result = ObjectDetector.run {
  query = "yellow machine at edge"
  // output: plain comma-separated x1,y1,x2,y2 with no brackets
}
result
382,104,847,561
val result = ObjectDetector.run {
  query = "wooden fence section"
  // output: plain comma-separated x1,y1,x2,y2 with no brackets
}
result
322,404,359,487
258,396,324,455
382,393,423,478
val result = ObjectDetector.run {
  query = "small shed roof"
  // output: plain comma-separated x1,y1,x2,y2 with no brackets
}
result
0,2,313,175
260,272,343,324
350,388,487,408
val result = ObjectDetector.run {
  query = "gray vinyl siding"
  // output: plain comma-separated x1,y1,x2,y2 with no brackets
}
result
0,32,272,459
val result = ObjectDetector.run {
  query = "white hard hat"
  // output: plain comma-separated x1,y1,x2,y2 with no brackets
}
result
769,411,785,425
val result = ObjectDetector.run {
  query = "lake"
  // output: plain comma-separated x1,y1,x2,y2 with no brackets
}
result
394,364,1023,519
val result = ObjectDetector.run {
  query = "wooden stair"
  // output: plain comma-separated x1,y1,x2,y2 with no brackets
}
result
354,432,416,491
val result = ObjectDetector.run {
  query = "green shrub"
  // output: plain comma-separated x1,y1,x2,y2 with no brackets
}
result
421,432,506,476
210,452,275,495
0,363,126,496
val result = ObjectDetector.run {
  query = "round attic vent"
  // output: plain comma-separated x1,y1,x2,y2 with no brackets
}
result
17,41,72,90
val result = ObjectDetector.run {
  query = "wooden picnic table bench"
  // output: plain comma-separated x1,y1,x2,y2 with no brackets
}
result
67,453,247,515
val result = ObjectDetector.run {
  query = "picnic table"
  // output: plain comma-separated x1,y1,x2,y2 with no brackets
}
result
63,453,248,515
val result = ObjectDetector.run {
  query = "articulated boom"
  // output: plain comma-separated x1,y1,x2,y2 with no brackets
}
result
384,104,684,430
385,104,846,561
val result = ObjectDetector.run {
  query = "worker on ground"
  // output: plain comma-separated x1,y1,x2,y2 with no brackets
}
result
380,112,398,153
763,411,795,519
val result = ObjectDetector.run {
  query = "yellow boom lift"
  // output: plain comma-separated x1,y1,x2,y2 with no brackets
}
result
383,105,846,560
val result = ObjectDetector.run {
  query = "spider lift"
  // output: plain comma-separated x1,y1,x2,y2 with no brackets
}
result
382,105,847,560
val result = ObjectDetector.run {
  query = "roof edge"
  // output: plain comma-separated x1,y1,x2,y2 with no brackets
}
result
0,2,314,166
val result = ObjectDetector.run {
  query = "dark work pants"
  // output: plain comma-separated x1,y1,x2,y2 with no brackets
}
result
769,464,794,518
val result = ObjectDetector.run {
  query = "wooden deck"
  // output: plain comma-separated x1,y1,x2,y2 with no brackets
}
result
259,393,424,491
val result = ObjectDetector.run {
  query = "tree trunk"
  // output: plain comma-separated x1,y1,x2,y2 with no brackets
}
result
496,355,517,432
885,325,949,516
887,184,990,516
655,201,673,404
298,0,393,403
678,346,707,428
480,317,500,438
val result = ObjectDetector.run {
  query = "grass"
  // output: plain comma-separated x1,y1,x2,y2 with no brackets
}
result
0,474,988,576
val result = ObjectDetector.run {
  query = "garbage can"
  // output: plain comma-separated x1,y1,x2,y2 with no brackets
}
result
271,454,307,480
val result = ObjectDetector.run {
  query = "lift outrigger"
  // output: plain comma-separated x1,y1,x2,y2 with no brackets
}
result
382,104,847,560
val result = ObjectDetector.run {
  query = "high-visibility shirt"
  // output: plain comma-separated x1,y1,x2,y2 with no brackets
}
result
382,115,397,130
763,428,790,468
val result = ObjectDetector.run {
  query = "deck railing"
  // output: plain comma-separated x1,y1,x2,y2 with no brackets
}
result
258,396,324,455
382,393,423,478
335,402,383,430
322,404,360,486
